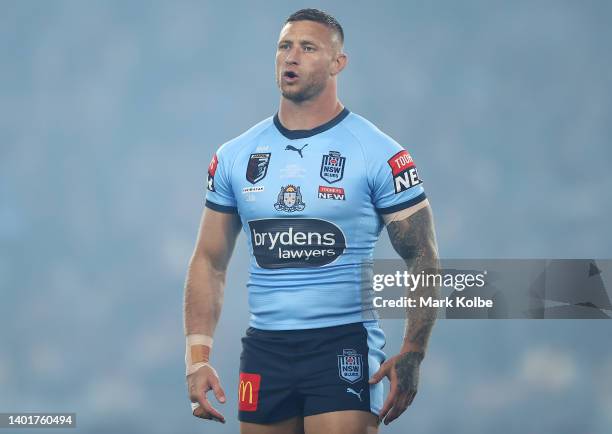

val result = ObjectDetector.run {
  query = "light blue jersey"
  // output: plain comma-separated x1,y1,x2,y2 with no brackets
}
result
205,108,426,330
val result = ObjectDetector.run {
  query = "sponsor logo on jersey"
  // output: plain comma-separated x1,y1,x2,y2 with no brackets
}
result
338,349,363,384
387,150,422,193
238,372,261,412
207,154,218,192
274,185,306,212
285,143,308,158
248,218,346,269
318,186,346,200
320,151,345,184
243,186,264,202
280,163,306,179
346,387,363,401
246,153,271,184
243,186,265,194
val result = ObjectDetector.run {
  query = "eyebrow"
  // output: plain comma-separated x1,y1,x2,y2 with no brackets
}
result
278,39,319,46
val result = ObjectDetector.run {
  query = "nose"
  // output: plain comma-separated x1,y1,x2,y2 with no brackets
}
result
284,46,300,65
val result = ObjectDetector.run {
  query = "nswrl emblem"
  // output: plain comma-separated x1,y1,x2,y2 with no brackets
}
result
320,151,345,184
337,349,363,384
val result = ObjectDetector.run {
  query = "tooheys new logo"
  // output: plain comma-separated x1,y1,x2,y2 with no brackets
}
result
207,154,218,192
248,219,346,269
388,150,422,193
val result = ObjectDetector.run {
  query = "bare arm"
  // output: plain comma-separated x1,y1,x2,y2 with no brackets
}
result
183,207,242,336
371,201,440,425
386,203,440,357
183,206,241,422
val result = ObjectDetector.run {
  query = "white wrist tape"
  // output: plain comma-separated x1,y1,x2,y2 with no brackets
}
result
186,361,217,376
185,334,214,376
186,334,214,348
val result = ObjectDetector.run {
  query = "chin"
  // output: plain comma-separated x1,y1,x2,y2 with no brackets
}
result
281,89,309,103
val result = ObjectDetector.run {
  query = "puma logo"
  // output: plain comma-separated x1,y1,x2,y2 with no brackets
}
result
285,143,308,158
346,387,363,401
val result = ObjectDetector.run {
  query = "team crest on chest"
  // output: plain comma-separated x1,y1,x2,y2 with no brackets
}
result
337,349,363,384
274,185,306,212
320,151,345,184
246,153,271,184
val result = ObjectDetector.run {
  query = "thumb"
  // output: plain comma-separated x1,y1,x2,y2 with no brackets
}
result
211,379,226,403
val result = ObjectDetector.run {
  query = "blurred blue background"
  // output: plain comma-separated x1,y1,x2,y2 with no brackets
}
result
1,0,611,433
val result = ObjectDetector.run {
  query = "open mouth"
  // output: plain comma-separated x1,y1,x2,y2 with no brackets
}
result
283,71,298,79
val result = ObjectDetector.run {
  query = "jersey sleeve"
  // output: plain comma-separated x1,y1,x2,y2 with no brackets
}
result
204,149,237,213
369,141,426,215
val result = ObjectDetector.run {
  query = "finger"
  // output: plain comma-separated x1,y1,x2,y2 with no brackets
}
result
378,365,399,420
196,394,226,423
211,379,226,404
406,389,418,406
195,404,226,423
209,413,225,423
189,383,209,409
383,394,410,425
369,362,389,384
378,381,397,422
192,404,210,419
383,405,405,425
193,406,225,423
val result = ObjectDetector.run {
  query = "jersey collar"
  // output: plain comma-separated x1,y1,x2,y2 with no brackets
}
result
273,107,350,140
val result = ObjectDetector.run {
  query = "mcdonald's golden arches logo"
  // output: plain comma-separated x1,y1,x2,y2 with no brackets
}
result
238,372,261,411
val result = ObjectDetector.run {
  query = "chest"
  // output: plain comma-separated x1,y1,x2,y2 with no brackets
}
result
232,139,369,220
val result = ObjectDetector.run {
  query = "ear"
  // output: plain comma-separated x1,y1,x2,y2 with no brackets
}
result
330,52,348,76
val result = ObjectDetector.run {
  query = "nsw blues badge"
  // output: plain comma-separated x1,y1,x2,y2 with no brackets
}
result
320,151,345,184
338,349,363,384
246,153,271,184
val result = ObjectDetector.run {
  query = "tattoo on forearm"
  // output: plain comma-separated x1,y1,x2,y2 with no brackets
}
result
409,323,433,350
386,206,440,353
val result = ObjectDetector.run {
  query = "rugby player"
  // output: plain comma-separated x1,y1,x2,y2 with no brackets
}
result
183,8,439,434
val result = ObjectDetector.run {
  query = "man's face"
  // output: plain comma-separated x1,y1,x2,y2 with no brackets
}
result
275,20,341,103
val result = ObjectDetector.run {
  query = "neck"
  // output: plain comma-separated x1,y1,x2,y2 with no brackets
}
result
278,82,344,130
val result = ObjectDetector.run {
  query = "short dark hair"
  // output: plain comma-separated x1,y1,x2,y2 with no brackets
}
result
285,8,344,44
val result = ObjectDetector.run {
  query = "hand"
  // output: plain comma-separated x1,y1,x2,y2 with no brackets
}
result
369,351,424,425
187,364,226,423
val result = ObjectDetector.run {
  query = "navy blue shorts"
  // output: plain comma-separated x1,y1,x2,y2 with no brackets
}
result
237,321,386,424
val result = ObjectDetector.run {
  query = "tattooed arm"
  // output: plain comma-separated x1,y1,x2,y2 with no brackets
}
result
369,201,440,425
388,202,440,356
